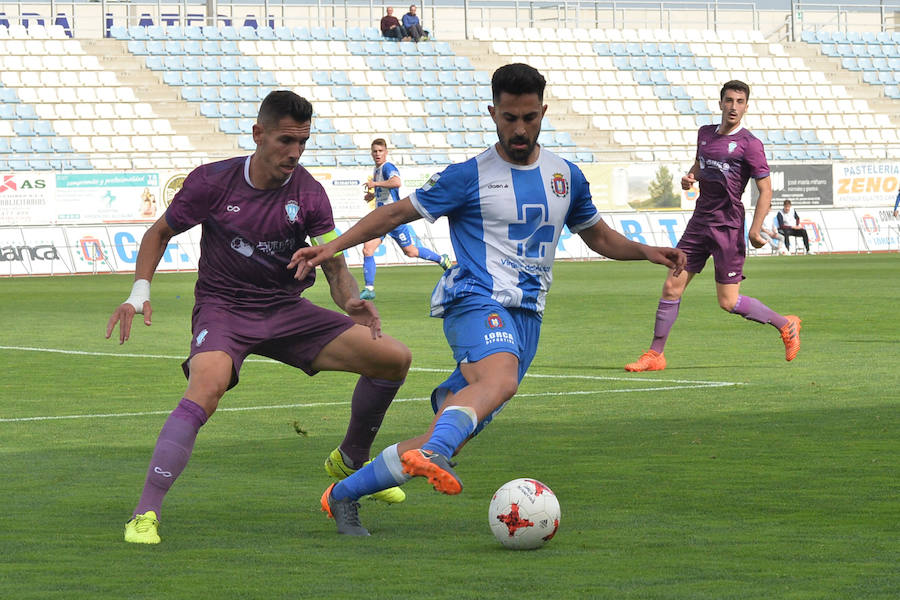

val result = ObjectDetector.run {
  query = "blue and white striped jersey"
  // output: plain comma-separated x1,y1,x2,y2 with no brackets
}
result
373,161,401,207
410,145,601,317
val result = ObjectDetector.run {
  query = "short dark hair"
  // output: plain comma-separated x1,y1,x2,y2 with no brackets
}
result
491,63,546,104
257,90,313,127
720,80,750,101
371,138,388,149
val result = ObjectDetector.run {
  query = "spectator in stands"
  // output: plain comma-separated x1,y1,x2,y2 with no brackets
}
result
107,90,412,545
625,79,802,373
359,138,451,300
760,214,786,255
776,200,812,254
402,4,427,42
380,6,408,41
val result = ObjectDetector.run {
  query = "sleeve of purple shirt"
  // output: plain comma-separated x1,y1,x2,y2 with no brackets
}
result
164,167,212,233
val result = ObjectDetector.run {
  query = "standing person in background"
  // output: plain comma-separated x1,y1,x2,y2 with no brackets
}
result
776,200,812,255
359,138,451,300
106,91,410,545
625,80,802,373
402,4,426,42
288,63,685,536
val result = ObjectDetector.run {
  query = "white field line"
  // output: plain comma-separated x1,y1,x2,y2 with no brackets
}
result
0,345,742,423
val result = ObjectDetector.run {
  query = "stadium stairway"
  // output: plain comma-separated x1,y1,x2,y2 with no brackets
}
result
81,38,240,156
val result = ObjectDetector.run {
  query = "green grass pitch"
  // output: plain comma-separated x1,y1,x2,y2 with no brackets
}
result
1,255,897,599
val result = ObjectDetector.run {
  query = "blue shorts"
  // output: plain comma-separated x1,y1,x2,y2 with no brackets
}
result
430,296,542,437
386,223,415,248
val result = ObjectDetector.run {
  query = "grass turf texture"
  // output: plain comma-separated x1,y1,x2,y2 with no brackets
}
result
1,255,897,599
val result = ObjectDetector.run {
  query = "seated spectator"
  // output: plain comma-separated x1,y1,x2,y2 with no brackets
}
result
380,6,407,40
402,4,427,42
760,216,786,255
776,200,812,254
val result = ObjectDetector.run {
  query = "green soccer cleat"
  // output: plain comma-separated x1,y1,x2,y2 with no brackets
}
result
439,254,452,270
324,447,406,504
124,511,161,544
360,288,376,300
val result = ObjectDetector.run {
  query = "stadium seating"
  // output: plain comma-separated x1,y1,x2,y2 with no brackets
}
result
0,22,897,169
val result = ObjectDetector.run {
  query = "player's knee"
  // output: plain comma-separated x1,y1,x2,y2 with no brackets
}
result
378,340,412,379
718,297,737,312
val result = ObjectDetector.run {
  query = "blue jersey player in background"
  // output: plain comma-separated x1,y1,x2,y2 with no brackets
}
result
290,63,686,536
359,138,451,299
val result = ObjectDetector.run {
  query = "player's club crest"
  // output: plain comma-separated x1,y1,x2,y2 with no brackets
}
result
284,200,300,223
728,141,737,153
550,173,568,198
486,313,504,329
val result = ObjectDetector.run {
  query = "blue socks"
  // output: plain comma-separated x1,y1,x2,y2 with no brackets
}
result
416,246,442,263
331,444,410,501
423,406,478,458
363,255,376,287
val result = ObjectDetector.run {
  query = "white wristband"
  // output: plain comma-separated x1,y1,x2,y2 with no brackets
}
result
125,279,151,313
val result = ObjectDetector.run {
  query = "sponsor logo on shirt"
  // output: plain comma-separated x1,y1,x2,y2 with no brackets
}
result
421,173,440,191
230,236,254,257
196,328,208,346
550,173,569,198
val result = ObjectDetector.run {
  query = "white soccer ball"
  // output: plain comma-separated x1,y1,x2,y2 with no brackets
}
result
488,478,560,550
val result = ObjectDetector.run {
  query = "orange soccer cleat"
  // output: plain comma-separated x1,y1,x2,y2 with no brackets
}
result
779,315,802,361
624,350,667,372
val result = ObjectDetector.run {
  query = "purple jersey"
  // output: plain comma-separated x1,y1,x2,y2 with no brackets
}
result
164,156,336,306
692,124,769,228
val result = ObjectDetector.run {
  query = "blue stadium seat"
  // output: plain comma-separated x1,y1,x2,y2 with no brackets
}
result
443,101,464,116
421,70,440,86
184,26,204,40
128,25,149,40
458,86,478,100
274,26,293,40
331,87,351,101
310,26,329,40
201,86,220,101
423,86,442,101
183,55,203,70
52,138,73,153
315,117,336,133
625,42,643,55
455,56,474,70
181,87,202,101
218,117,240,133
328,27,347,41
694,56,713,70
127,40,148,55
424,101,445,115
334,134,355,149
593,42,611,55
237,102,257,117
405,118,425,137
398,41,418,55
16,105,38,120
347,26,364,40
220,87,241,102
462,116,483,131
220,102,240,118
444,116,464,131
443,86,462,101
201,56,222,71
31,137,53,153
365,56,386,70
383,70,404,86
391,132,413,148
0,89,19,104
460,101,480,116
238,56,259,70
632,70,651,84
11,137,34,153
332,72,352,86
403,71,423,86
629,56,648,70
384,56,403,70
447,132,466,148
464,132,482,147
200,40,222,55
404,87,425,101
313,71,333,85
425,116,447,132
316,153,337,167
613,56,631,70
237,134,255,150
200,103,221,118
0,105,16,119
220,26,239,40
34,121,55,136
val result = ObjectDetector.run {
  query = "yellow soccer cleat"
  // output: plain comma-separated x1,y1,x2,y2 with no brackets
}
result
324,447,406,504
124,511,161,544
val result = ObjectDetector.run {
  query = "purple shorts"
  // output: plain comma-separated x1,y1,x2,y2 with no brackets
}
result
677,218,746,284
181,298,355,389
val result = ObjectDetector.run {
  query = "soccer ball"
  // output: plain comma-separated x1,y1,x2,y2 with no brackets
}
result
488,478,560,550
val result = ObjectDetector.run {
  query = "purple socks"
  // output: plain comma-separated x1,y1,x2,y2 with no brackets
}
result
339,376,404,469
732,295,788,329
650,299,681,354
134,398,208,517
